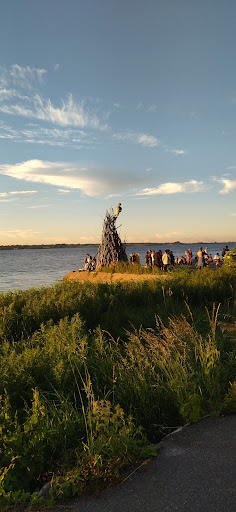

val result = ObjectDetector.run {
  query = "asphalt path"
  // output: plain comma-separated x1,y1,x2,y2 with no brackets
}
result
52,415,236,512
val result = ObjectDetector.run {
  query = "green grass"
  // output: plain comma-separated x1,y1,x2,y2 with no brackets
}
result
0,265,235,509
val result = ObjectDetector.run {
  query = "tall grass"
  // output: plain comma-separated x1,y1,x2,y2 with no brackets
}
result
0,266,235,508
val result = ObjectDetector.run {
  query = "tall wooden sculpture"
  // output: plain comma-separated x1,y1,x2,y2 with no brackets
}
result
97,204,128,267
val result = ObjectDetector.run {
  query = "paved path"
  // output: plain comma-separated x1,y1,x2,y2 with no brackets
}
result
52,415,236,512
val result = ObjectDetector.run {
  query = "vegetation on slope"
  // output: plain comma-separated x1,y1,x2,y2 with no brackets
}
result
0,264,235,509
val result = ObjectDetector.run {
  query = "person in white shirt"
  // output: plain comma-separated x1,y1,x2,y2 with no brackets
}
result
162,250,170,271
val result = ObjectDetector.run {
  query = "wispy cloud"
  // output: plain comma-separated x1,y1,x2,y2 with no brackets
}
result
27,204,51,209
170,149,186,155
0,121,97,149
0,64,46,89
0,229,40,238
0,65,108,130
136,102,157,112
0,190,37,198
0,92,108,130
0,159,147,197
0,88,29,101
113,131,159,147
137,179,206,196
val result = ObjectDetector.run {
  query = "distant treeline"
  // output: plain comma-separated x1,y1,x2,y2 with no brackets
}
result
0,243,100,251
0,241,234,251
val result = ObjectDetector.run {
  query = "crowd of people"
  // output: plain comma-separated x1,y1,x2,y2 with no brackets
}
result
141,245,230,271
83,246,230,272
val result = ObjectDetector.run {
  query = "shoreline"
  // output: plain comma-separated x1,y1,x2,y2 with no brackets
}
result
0,241,235,251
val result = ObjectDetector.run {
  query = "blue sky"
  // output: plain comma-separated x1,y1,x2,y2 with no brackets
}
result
0,0,235,245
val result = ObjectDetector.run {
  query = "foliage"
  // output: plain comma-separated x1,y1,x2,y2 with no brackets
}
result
0,266,235,508
223,245,236,268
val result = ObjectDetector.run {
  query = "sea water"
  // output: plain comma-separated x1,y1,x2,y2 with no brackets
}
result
0,242,235,292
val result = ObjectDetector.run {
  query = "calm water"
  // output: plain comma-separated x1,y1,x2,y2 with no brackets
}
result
0,242,235,293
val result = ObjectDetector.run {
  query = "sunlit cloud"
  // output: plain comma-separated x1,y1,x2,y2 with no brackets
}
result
9,190,37,195
0,190,37,199
0,159,147,198
27,204,52,209
57,189,71,194
138,179,206,196
0,229,40,239
218,177,236,194
113,131,159,147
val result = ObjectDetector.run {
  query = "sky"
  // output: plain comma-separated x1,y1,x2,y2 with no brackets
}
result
0,0,236,245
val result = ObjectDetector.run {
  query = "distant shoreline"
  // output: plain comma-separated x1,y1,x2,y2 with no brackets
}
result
0,242,235,251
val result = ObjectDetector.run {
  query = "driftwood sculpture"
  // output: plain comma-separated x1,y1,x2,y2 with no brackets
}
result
97,204,128,268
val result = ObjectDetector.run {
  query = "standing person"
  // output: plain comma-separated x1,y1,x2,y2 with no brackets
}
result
186,249,192,265
151,250,155,266
145,251,149,267
148,250,152,266
169,250,175,266
162,249,170,271
155,250,162,269
130,253,136,264
196,247,204,269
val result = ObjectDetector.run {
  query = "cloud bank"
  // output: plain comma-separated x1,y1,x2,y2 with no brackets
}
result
0,159,145,197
